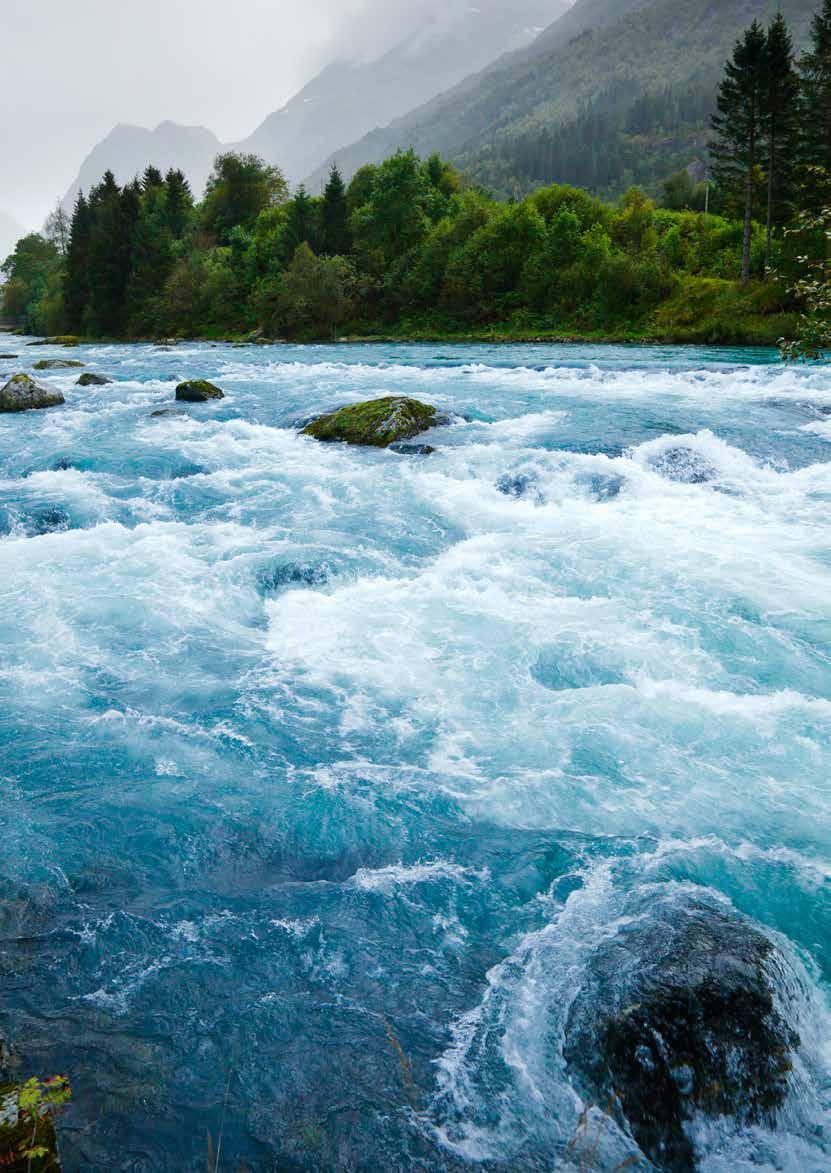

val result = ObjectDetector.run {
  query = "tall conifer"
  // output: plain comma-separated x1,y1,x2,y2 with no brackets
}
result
762,14,800,273
801,0,831,206
321,165,351,256
64,192,92,331
711,21,768,283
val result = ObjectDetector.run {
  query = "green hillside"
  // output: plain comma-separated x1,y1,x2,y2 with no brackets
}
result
308,0,818,199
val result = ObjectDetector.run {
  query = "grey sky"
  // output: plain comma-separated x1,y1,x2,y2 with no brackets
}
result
3,0,426,229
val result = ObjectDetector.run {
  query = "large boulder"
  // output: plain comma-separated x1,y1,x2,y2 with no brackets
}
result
0,374,65,413
175,380,225,402
32,359,84,371
564,896,799,1171
76,372,112,387
303,397,438,448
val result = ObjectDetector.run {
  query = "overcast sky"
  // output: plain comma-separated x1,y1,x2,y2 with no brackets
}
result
3,0,429,230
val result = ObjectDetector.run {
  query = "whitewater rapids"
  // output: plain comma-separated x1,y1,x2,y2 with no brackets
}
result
0,340,829,1170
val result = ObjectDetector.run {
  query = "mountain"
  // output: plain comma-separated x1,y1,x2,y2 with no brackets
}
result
240,0,571,188
306,0,819,198
61,0,570,206
0,211,25,264
63,121,222,209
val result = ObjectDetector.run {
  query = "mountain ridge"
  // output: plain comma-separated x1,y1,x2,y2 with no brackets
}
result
305,0,818,197
60,0,570,208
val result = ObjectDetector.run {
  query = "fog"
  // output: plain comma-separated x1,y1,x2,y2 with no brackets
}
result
1,0,468,229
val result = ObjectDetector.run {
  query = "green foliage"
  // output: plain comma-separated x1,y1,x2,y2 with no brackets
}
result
202,152,288,244
2,140,808,346
0,1075,71,1171
779,192,831,358
264,243,358,339
1,233,63,333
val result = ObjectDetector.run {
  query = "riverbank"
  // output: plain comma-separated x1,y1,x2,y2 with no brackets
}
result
0,277,798,351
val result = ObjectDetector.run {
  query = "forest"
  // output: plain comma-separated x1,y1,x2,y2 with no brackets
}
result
2,3,831,351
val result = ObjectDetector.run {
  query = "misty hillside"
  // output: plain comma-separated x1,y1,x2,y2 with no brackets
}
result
63,122,223,210
307,0,819,198
240,0,570,186
0,211,24,266
61,0,569,207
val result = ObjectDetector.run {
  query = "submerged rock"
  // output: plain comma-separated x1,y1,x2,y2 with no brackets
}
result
76,372,112,387
259,562,330,594
32,359,84,371
31,506,71,535
0,354,17,360
564,897,800,1171
150,407,187,419
651,446,718,484
175,380,225,402
303,397,438,448
497,472,544,503
389,442,436,456
0,373,65,413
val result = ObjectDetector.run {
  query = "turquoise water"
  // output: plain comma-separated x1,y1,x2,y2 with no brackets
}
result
1,340,830,1170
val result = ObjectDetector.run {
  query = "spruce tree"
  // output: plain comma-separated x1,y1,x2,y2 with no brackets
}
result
64,192,92,331
711,21,768,283
321,165,351,255
284,185,319,257
762,13,800,274
142,165,164,192
801,0,831,206
164,169,194,239
87,173,139,335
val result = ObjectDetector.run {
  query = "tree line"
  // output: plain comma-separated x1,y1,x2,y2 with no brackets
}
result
2,2,830,350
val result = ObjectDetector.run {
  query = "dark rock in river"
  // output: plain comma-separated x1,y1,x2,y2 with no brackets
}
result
389,442,436,456
0,373,65,413
77,372,112,387
564,896,800,1171
0,354,17,360
303,397,438,448
497,472,543,503
32,359,84,371
259,562,330,594
31,506,71,535
150,408,187,419
651,446,718,484
175,380,225,402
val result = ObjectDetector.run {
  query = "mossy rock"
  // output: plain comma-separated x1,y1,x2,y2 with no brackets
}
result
76,373,112,387
32,360,84,371
0,1084,62,1171
0,374,65,413
175,380,225,403
303,397,438,448
28,336,79,348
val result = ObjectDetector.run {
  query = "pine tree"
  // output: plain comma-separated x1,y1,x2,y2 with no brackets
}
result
142,165,164,192
284,185,319,257
711,21,768,283
164,169,194,239
64,192,92,331
127,185,175,335
801,0,831,207
321,165,351,256
87,173,139,335
761,14,800,273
